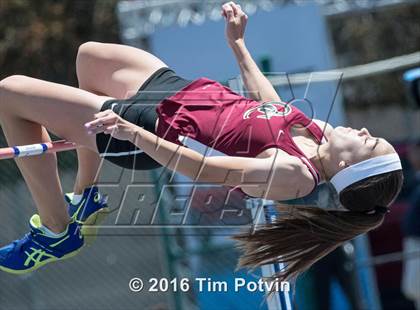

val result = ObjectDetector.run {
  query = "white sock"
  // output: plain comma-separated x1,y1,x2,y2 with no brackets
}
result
72,193,84,205
39,225,67,238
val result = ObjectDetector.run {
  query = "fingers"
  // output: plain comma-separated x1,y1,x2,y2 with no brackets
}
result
235,3,247,20
84,109,120,134
104,124,118,135
229,2,239,16
86,120,113,135
221,2,248,20
85,116,114,131
87,125,106,135
222,2,235,22
85,109,115,126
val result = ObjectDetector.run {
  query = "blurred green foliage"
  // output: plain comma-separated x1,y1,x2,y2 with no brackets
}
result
0,0,119,185
0,0,119,83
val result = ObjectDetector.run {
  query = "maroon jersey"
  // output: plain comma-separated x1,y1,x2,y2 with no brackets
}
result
155,77,327,195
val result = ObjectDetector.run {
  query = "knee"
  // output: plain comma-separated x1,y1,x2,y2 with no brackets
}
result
76,42,106,80
0,75,29,89
0,75,30,115
77,41,103,62
78,41,101,53
0,75,29,96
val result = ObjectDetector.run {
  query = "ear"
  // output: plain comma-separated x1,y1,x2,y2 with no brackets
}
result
338,160,349,169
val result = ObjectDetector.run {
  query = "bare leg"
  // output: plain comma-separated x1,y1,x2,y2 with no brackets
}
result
73,148,101,194
0,41,170,232
76,41,168,98
73,41,168,194
0,114,69,232
0,75,112,232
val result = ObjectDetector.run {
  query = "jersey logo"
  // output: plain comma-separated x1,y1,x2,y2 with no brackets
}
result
243,101,292,120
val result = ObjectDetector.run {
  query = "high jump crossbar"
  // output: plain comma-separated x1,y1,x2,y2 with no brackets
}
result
0,140,76,160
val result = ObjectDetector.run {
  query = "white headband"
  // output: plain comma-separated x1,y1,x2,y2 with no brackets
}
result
330,153,402,194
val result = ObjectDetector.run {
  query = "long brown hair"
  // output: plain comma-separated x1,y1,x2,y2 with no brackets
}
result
233,170,404,284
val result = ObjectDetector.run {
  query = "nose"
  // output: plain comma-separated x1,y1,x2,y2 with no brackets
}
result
359,127,370,136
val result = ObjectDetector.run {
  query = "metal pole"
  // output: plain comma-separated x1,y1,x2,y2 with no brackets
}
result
247,198,292,310
0,140,77,160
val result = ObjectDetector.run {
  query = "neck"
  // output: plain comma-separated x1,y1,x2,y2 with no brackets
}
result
309,143,335,182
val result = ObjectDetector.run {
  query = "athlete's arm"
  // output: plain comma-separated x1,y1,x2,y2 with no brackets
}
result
130,126,308,199
201,153,314,200
86,110,310,200
222,2,281,103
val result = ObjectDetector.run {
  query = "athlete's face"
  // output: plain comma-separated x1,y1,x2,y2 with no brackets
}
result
328,126,396,169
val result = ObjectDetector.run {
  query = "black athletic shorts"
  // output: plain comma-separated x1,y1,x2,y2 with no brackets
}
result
96,67,193,170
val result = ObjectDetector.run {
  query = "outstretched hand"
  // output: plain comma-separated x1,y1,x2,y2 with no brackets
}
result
221,1,248,45
84,109,139,142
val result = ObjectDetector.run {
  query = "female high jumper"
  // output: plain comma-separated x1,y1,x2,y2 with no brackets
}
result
0,1,403,281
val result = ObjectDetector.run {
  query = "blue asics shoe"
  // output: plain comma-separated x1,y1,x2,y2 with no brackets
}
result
0,215,83,274
66,186,109,244
66,186,109,225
